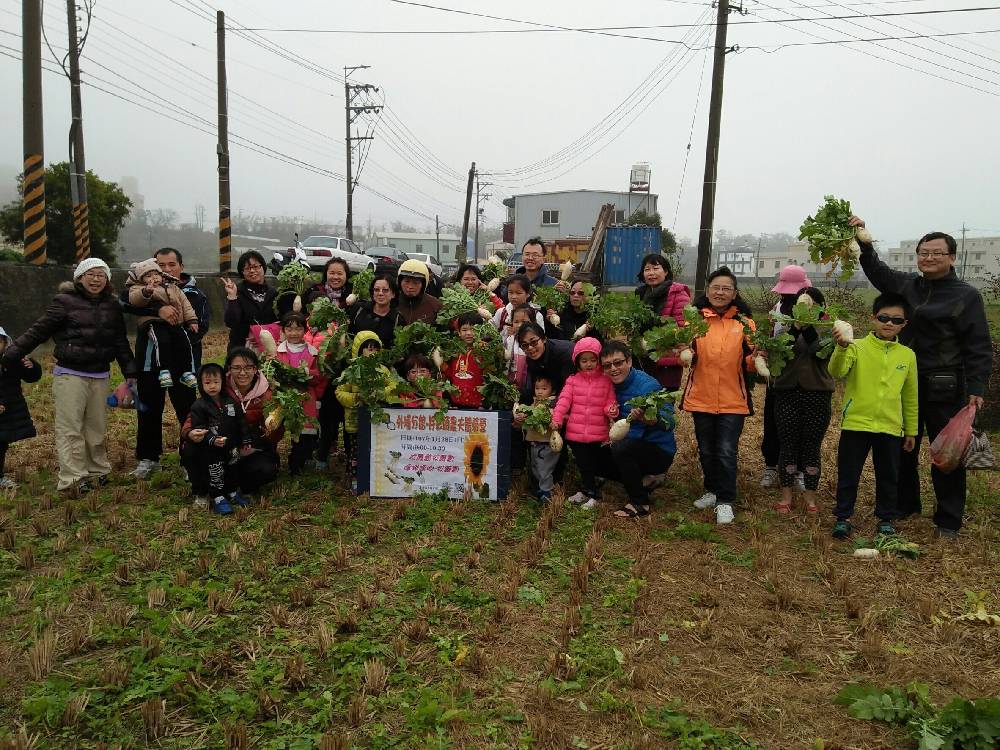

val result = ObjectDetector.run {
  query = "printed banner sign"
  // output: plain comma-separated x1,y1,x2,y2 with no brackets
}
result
357,409,511,501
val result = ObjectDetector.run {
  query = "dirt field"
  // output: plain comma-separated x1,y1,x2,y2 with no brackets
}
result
1,331,998,749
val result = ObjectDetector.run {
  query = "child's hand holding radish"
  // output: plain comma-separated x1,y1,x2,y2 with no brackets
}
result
832,320,855,348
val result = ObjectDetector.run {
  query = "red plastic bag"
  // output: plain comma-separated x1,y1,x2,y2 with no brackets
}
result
929,404,977,474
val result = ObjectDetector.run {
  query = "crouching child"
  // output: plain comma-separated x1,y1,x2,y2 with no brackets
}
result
181,363,253,515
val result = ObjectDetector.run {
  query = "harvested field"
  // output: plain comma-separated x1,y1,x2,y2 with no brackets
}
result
1,331,998,749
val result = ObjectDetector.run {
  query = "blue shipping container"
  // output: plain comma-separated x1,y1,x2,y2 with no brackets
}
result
603,226,662,287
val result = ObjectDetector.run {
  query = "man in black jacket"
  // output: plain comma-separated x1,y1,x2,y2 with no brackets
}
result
852,216,992,538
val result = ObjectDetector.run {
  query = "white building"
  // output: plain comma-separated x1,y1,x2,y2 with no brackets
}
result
504,189,659,252
370,232,462,265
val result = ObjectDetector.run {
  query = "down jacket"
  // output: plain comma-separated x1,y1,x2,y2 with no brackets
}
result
224,280,279,351
0,330,41,444
550,338,617,443
4,281,135,377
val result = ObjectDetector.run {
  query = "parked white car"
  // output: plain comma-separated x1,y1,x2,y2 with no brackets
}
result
405,252,443,278
297,236,375,273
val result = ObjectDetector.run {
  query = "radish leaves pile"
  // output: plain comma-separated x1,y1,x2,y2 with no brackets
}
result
799,195,860,280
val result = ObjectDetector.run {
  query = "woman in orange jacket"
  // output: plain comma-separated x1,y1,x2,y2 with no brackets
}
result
681,267,759,525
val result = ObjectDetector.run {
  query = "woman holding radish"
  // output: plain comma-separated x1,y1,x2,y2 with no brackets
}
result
454,264,504,310
769,287,836,515
305,258,352,309
222,251,279,351
634,254,691,389
680,267,759,525
557,280,596,341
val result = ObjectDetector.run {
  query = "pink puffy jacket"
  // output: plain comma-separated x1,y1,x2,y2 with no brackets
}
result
656,281,692,368
551,338,618,443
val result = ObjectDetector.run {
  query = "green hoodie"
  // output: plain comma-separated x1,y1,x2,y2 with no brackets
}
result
829,332,918,437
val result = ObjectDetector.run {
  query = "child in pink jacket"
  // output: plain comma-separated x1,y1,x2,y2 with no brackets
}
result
276,312,328,475
550,337,619,509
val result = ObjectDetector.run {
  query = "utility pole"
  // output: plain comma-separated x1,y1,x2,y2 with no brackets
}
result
22,0,46,265
435,214,440,261
960,222,968,279
694,0,742,294
474,173,492,264
66,0,89,260
459,161,475,264
217,10,231,273
344,65,380,240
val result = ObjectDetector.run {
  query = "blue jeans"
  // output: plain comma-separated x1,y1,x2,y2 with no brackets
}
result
692,412,746,506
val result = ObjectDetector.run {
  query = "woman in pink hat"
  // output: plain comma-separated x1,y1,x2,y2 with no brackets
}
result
759,265,812,490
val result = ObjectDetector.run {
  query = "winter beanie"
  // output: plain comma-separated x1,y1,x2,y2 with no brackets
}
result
73,257,111,280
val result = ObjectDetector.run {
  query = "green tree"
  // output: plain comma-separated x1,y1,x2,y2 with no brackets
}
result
627,208,677,255
0,162,132,265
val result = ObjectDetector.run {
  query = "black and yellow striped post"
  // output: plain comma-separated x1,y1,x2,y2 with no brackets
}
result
72,201,90,261
218,208,231,273
22,153,46,265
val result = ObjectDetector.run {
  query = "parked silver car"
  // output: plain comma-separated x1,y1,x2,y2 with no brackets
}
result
297,236,374,273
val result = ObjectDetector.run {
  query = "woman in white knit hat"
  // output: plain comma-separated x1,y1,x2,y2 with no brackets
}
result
0,258,136,493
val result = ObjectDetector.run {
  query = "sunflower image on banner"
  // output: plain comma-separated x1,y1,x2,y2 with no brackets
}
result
463,432,491,499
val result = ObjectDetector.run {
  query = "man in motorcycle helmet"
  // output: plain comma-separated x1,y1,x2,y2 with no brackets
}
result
396,259,443,326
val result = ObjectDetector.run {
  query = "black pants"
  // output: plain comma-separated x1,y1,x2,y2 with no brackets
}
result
183,443,235,497
147,323,195,374
566,441,606,497
834,430,902,522
591,439,674,507
692,412,746,506
136,370,196,462
0,441,7,477
316,388,344,462
898,393,967,531
289,434,317,475
761,386,780,467
774,388,832,490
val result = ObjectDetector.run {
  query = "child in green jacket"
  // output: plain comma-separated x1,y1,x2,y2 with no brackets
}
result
829,292,918,539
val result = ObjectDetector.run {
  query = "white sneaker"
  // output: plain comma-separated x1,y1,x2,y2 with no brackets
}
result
567,491,589,504
795,473,806,492
715,504,735,524
693,492,717,510
0,477,16,490
130,459,160,479
760,467,778,488
192,496,210,510
581,498,599,510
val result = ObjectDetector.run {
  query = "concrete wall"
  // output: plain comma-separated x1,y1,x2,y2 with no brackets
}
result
0,261,230,342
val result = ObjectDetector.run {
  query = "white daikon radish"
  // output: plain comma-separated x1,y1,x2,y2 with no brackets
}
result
832,319,854,344
478,306,492,320
259,329,278,357
679,349,694,367
849,239,861,256
853,548,880,559
345,292,358,306
548,311,561,327
487,277,500,292
560,260,573,281
264,407,283,433
504,348,512,361
640,338,651,354
432,347,444,369
292,295,302,312
609,418,631,442
754,354,771,379
572,323,589,340
855,226,873,244
796,293,814,307
422,398,433,408
487,254,502,266
549,432,563,452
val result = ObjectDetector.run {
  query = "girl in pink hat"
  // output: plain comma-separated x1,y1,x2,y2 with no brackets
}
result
759,266,812,491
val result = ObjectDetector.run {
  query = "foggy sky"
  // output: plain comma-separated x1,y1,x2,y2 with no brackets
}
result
1,0,999,249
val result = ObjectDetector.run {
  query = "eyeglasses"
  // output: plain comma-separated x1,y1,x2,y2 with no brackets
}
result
601,358,629,371
708,285,735,293
875,314,906,325
229,365,257,373
522,252,543,259
373,287,391,294
80,271,106,280
243,263,264,271
916,251,950,258
569,290,586,296
521,337,543,350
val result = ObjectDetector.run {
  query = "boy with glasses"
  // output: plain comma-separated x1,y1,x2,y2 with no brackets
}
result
828,292,918,539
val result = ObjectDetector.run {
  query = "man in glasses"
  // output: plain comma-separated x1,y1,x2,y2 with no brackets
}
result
852,215,992,539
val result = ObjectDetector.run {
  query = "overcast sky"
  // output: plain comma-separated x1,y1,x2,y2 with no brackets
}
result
2,0,999,248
